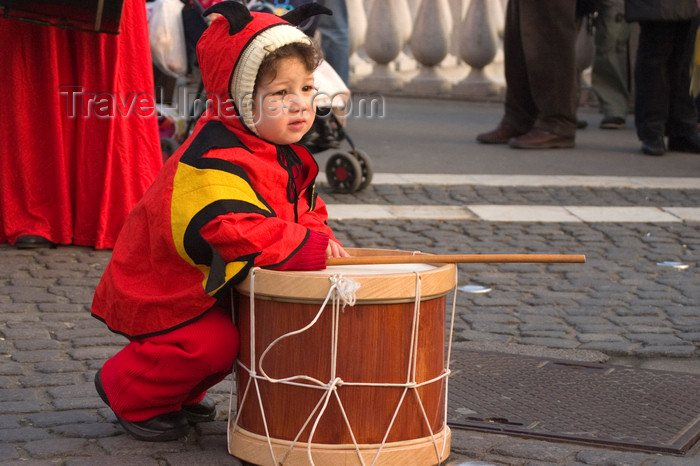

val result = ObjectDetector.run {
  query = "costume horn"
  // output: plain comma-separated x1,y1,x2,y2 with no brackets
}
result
203,1,254,35
282,3,332,26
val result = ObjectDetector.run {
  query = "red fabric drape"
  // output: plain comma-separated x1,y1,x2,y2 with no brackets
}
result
0,0,163,249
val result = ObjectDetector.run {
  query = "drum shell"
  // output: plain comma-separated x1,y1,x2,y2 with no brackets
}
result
233,249,456,446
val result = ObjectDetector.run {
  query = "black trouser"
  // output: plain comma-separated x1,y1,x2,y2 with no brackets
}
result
500,0,578,137
634,20,698,142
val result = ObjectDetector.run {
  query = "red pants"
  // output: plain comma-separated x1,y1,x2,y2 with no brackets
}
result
100,307,239,421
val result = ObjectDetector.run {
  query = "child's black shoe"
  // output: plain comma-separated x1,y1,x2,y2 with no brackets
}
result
94,369,190,442
182,396,216,423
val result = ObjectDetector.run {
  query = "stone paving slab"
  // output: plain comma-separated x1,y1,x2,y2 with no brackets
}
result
319,183,700,208
319,174,700,190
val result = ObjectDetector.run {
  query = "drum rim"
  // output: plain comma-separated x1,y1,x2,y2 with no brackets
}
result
235,248,457,301
229,423,451,450
234,292,453,305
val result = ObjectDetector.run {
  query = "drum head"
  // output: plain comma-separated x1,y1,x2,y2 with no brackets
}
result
236,249,456,303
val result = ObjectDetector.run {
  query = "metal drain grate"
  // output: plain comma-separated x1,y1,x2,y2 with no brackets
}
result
447,350,700,455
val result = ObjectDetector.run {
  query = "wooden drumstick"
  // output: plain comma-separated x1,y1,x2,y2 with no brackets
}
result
326,253,586,266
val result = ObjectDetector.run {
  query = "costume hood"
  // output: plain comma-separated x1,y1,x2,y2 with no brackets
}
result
196,1,330,136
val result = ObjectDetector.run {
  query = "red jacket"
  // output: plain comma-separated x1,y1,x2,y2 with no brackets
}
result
91,9,337,338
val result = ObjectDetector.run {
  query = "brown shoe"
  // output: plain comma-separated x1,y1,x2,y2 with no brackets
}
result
508,129,574,149
476,125,525,144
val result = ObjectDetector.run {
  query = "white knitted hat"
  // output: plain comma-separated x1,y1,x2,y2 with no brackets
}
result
231,24,312,136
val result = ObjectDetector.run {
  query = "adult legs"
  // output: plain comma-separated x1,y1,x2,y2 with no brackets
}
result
519,0,578,138
476,0,534,144
666,20,698,138
591,0,634,124
500,0,537,134
634,21,674,145
317,0,350,84
477,0,577,146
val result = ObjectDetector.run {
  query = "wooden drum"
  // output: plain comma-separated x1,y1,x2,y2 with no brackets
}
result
229,248,456,465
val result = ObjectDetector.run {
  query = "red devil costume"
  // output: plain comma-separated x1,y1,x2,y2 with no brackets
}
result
91,2,337,441
0,0,163,249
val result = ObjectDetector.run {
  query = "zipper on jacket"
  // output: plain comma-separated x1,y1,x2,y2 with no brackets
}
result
277,145,302,223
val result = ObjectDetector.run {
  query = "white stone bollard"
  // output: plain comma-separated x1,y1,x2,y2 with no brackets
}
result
452,0,502,98
393,0,419,72
404,0,454,95
357,0,407,92
575,19,596,106
347,0,372,84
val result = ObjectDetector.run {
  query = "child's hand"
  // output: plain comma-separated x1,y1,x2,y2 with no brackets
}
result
326,240,350,258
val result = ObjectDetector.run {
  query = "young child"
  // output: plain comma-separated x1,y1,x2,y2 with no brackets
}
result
91,2,347,441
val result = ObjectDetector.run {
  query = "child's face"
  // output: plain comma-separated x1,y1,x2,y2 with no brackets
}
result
253,56,316,145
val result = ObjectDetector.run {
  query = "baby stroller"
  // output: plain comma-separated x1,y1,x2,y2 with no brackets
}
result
301,60,374,194
180,0,374,193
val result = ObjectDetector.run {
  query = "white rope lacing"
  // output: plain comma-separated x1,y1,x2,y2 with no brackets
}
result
229,266,457,466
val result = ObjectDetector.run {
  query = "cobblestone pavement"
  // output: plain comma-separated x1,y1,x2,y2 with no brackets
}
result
321,184,700,360
0,181,698,465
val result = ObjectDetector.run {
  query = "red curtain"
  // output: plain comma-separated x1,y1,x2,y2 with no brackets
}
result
0,0,163,249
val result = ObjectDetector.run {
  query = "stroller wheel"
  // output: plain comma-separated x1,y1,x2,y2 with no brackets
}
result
326,152,363,194
350,149,374,192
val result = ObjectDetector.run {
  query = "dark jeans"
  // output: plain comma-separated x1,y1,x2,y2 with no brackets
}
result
634,20,698,142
